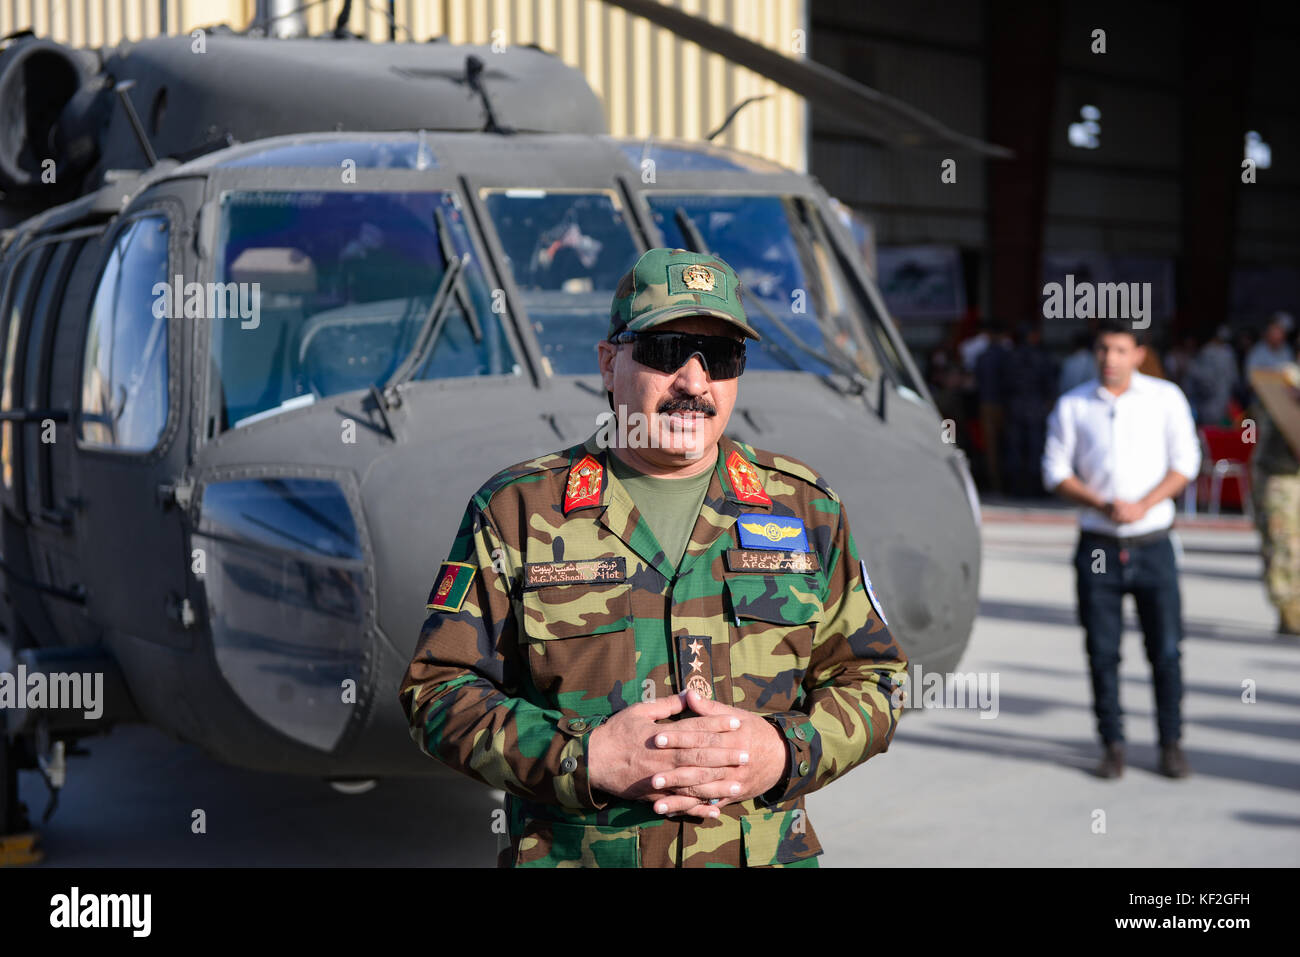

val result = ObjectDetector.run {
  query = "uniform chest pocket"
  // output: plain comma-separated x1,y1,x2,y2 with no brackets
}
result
519,581,635,699
724,573,824,627
724,574,823,712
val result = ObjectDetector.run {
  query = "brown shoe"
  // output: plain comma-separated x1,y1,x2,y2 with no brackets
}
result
1159,743,1190,778
1096,742,1124,779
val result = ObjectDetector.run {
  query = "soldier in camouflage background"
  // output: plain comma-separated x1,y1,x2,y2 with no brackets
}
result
399,248,907,867
1248,364,1300,635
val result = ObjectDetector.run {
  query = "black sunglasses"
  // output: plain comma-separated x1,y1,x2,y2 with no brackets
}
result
609,330,747,380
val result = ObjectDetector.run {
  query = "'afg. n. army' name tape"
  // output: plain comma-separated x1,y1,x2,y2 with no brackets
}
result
724,548,820,574
523,557,627,588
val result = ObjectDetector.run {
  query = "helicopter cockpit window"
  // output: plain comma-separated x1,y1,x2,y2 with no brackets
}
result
481,189,640,375
196,476,366,753
649,194,881,381
616,141,785,174
216,139,437,171
78,215,171,451
212,190,517,432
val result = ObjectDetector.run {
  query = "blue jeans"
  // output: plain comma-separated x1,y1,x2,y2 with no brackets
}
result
1074,531,1184,745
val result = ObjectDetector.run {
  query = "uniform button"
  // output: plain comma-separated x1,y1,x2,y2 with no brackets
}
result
794,727,806,741
560,757,578,774
569,718,588,733
798,760,810,775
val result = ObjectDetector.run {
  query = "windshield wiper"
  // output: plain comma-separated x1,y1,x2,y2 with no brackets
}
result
744,291,870,394
783,202,887,390
438,205,482,344
673,206,867,393
383,208,481,399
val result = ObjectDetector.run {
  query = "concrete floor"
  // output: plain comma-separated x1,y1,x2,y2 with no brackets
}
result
810,512,1300,867
5,509,1297,866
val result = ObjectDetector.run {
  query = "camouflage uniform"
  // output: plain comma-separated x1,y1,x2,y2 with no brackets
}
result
1250,397,1300,631
398,432,907,867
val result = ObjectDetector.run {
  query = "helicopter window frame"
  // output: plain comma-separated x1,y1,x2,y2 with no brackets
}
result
205,186,524,436
784,195,886,383
75,210,177,456
22,238,83,514
476,186,644,378
807,201,925,400
642,189,868,378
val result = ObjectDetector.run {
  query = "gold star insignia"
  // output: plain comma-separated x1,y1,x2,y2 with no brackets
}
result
688,639,703,656
690,657,704,673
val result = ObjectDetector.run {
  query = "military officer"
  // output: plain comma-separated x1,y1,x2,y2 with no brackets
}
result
398,248,907,867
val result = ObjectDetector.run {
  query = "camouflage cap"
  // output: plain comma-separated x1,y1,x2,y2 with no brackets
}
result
607,248,760,342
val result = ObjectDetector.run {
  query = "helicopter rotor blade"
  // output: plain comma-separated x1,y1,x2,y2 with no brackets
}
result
599,0,1013,158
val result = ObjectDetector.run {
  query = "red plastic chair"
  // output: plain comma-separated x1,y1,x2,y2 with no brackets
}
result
1187,425,1254,515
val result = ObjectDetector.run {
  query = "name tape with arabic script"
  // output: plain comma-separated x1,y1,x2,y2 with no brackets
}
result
523,557,628,589
724,548,821,574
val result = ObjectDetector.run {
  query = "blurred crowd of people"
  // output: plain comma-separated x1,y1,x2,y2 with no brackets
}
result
925,310,1298,498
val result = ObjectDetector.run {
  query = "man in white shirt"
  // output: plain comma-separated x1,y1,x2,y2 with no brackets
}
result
1042,319,1202,779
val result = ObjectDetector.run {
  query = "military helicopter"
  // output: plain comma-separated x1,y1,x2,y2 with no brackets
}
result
0,0,999,846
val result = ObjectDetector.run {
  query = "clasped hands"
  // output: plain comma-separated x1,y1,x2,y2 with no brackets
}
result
586,690,787,820
1103,499,1150,525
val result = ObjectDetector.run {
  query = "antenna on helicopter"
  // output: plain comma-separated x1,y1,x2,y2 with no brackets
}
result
463,55,514,135
333,0,354,38
706,94,769,142
112,80,158,167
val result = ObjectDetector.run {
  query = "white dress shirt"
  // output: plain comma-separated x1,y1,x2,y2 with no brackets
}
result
1042,372,1202,536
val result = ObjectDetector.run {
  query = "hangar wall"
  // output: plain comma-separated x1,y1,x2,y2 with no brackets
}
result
808,0,1300,347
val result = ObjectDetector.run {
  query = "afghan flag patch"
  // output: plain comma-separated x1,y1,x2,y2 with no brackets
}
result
426,561,476,613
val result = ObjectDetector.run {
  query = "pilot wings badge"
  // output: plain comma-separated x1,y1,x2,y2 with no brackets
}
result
736,514,808,551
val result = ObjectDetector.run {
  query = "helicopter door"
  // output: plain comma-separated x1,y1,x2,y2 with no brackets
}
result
0,241,59,646
6,230,109,648
70,186,198,651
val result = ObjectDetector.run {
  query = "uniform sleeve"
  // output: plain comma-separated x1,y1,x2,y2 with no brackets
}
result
397,497,608,811
756,498,908,806
1041,395,1075,492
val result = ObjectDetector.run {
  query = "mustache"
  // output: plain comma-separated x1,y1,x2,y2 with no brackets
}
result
657,396,716,415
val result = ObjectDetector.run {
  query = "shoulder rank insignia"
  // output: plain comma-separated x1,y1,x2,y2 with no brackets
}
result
725,449,771,506
427,561,476,613
737,513,808,551
861,559,888,627
564,453,604,512
676,635,715,700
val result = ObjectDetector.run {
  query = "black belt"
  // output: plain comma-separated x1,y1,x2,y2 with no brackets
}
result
1080,527,1171,548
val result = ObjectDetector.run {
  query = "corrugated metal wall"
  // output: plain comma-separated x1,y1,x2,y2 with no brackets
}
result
811,0,988,250
0,0,807,171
